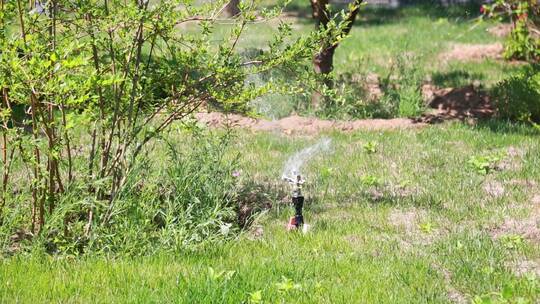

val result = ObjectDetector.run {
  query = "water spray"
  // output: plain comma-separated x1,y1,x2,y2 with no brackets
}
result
281,138,331,232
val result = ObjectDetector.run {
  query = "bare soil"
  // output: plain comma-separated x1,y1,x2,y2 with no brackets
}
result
439,43,504,62
487,24,513,38
197,81,496,134
418,85,495,123
195,112,425,134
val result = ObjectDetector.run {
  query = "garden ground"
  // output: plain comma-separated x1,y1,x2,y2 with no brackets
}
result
1,122,539,303
1,2,539,303
244,2,526,118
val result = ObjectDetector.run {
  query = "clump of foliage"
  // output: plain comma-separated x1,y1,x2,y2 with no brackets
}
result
504,17,540,60
362,141,377,154
380,54,425,118
482,0,540,61
360,174,381,187
312,52,426,120
467,154,502,175
0,0,324,254
314,73,395,119
41,129,243,255
492,65,540,124
93,129,242,255
483,1,540,125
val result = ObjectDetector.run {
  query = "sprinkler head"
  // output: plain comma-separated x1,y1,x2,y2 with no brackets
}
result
283,172,305,231
283,172,304,198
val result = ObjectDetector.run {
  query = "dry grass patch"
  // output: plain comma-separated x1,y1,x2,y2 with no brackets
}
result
431,263,467,304
490,194,540,244
487,24,512,38
497,146,527,171
483,180,506,198
439,43,503,62
387,208,449,247
508,259,540,278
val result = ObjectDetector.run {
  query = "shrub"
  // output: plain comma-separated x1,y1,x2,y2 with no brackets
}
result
504,20,540,61
315,82,396,119
97,129,241,254
483,0,540,61
0,0,321,246
380,54,425,118
492,66,540,124
310,54,426,120
1,129,243,255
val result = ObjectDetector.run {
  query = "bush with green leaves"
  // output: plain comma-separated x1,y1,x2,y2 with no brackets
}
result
0,0,326,254
482,0,540,61
2,128,244,255
504,20,540,61
308,53,426,120
492,66,540,124
314,76,396,119
88,129,242,255
483,2,540,125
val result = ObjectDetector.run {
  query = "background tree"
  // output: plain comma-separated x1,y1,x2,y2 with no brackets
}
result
484,0,540,126
309,0,364,106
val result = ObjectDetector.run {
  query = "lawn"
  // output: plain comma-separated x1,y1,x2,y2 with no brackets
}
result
2,2,539,303
1,122,539,303
215,2,525,118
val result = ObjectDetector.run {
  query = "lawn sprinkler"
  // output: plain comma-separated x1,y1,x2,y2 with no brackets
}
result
283,172,305,231
280,138,331,232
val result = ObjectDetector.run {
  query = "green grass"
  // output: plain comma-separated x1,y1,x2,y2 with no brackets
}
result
2,122,539,303
336,18,519,85
242,2,519,84
225,3,526,118
2,3,539,303
286,2,516,83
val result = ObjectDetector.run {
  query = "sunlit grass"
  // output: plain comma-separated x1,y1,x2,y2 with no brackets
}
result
1,3,538,303
2,122,539,303
224,2,523,118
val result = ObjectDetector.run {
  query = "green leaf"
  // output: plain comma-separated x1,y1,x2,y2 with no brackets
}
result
248,290,262,303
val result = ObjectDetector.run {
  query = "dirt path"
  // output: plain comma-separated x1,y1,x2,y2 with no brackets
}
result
439,43,504,62
195,113,426,134
196,84,495,134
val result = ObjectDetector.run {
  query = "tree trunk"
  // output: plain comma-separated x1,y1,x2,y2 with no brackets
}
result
310,0,329,27
311,46,336,107
223,0,240,18
309,0,363,108
313,47,335,75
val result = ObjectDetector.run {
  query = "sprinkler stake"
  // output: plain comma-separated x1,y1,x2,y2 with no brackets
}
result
284,173,305,230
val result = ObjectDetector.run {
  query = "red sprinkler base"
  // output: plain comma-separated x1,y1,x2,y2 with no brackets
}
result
286,216,298,231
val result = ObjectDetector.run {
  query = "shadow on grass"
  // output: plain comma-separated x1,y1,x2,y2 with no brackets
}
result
431,70,485,88
236,178,289,227
471,119,540,136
